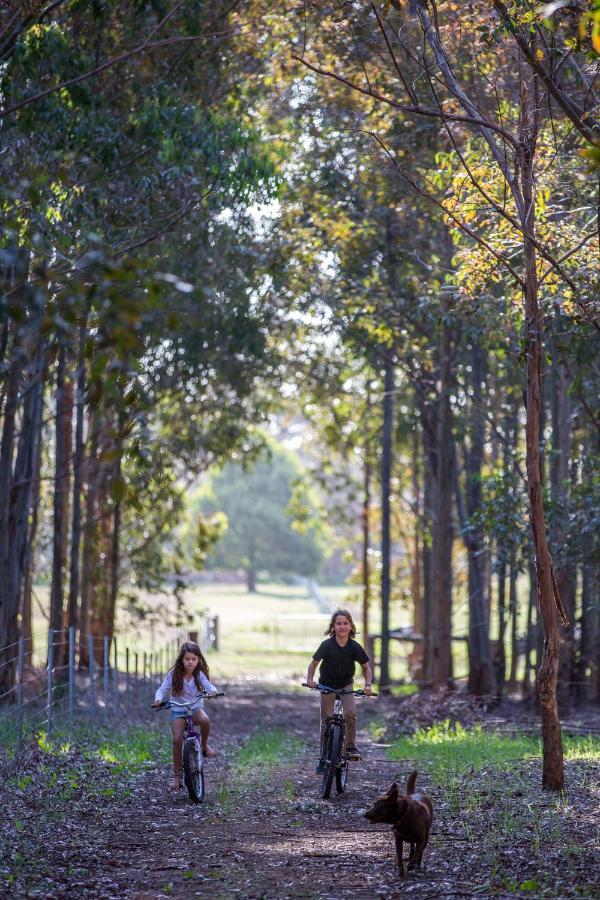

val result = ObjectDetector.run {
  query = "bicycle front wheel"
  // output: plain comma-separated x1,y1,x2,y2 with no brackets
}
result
336,755,348,794
321,725,342,800
183,740,205,803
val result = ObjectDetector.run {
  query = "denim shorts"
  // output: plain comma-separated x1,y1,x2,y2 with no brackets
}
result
170,700,204,720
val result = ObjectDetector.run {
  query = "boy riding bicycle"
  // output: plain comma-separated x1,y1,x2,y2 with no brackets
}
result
306,608,372,772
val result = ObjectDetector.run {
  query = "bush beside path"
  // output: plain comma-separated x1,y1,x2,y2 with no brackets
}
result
1,688,598,899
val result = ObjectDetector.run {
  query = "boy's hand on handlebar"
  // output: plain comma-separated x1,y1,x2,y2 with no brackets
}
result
305,680,317,689
364,685,373,697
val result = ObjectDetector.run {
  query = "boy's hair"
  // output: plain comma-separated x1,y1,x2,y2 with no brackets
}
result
171,641,210,696
324,608,357,639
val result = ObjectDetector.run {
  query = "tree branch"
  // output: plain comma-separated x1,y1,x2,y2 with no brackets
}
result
493,0,600,143
292,55,518,143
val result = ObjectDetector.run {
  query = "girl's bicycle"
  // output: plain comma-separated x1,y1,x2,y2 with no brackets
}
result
303,683,377,800
156,691,224,803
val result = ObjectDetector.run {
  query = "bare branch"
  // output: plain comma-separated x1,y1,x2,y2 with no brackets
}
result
364,129,527,290
493,0,600,143
292,55,518,143
414,1,522,210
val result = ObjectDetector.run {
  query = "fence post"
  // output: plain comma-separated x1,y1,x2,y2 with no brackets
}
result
103,636,109,722
16,637,25,757
88,635,96,719
213,616,219,652
125,646,130,705
143,651,147,684
68,626,75,722
47,628,54,735
113,637,118,711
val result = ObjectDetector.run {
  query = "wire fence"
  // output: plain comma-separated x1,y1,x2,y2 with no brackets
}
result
0,615,219,759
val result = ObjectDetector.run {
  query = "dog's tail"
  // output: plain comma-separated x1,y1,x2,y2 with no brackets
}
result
406,770,418,794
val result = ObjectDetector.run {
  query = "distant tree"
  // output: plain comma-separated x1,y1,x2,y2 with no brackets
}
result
200,443,325,592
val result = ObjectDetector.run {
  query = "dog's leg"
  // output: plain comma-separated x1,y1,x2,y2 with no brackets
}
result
394,833,404,876
411,835,428,870
407,842,416,870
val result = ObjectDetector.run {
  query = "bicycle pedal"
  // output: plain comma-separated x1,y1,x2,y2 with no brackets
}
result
346,751,361,761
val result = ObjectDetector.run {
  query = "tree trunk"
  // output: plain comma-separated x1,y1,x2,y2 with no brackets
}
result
457,339,496,696
13,346,45,650
79,409,101,666
579,450,599,703
0,352,20,694
496,549,507,695
379,349,394,691
409,426,425,679
361,451,371,642
419,399,436,686
431,304,453,688
508,552,519,688
50,343,73,669
550,317,576,710
247,568,257,593
67,315,87,635
520,135,567,789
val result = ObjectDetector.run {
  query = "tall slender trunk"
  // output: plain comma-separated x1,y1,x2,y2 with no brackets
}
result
508,553,519,687
14,346,45,644
550,315,575,710
361,452,371,642
420,400,436,685
379,350,393,691
68,317,87,634
458,339,496,696
496,549,507,694
409,426,425,679
0,355,20,692
579,450,599,703
50,343,73,669
431,306,453,688
520,128,567,789
79,409,101,665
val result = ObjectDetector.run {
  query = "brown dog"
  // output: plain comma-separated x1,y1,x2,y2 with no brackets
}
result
364,771,433,875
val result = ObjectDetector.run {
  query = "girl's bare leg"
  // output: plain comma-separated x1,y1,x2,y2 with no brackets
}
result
171,718,185,787
192,709,215,757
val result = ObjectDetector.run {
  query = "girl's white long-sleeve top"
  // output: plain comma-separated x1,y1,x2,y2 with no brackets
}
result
155,669,216,704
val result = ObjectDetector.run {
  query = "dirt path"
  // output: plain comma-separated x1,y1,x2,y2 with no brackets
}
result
51,688,439,900
6,687,598,899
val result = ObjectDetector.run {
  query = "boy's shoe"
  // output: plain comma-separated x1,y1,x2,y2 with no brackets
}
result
346,744,361,760
315,759,326,774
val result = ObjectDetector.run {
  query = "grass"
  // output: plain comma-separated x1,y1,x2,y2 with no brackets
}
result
387,722,600,897
216,728,303,810
232,727,302,773
388,720,600,785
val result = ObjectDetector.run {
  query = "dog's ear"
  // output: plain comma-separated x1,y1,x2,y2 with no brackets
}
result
387,782,399,798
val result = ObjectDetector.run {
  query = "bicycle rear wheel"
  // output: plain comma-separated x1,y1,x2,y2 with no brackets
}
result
183,739,205,803
321,725,341,800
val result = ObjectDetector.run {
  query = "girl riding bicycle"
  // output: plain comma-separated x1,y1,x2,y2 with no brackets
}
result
153,640,218,790
306,608,372,769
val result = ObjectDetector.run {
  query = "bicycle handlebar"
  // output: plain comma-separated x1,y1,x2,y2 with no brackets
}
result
302,683,378,697
152,691,225,710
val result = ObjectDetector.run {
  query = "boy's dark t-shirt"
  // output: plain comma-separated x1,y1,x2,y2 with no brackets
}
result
313,637,369,688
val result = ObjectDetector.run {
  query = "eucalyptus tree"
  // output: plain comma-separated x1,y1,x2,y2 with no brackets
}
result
295,0,600,788
0,0,286,683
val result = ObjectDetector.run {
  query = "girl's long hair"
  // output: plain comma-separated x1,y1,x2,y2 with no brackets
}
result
324,608,357,639
171,641,210,696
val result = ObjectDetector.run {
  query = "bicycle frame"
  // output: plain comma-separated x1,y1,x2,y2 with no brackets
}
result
303,683,371,799
156,691,223,802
